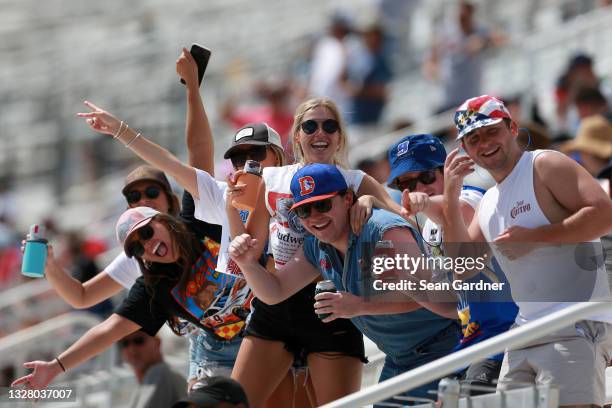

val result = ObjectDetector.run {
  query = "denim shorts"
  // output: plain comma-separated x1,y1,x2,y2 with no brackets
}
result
188,331,243,380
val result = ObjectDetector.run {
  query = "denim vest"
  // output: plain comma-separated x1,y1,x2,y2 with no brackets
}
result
303,209,456,362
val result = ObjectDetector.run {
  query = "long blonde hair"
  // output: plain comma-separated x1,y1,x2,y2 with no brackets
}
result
290,98,348,168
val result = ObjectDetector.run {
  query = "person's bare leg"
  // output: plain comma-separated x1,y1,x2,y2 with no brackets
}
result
295,369,316,408
231,336,293,408
265,369,314,408
307,353,363,406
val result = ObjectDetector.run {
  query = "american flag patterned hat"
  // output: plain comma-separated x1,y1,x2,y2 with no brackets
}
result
454,95,512,140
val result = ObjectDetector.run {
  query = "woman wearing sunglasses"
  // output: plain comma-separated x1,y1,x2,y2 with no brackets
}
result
226,98,404,407
26,49,230,391
65,63,313,404
12,205,254,392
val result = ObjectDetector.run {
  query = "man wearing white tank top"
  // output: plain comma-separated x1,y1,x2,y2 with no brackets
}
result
442,95,612,407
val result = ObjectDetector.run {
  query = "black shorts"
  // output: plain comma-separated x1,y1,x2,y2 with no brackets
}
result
245,282,367,363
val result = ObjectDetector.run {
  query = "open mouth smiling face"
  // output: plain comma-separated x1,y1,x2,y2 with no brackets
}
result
127,220,178,263
298,106,340,164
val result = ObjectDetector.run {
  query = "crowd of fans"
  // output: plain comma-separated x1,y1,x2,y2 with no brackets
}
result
1,2,612,408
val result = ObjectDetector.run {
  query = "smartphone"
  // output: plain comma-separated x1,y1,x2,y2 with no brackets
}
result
180,44,211,86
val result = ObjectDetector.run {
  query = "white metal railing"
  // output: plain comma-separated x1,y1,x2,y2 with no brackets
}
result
321,302,612,407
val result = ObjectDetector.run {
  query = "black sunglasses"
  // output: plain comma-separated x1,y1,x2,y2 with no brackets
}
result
294,197,337,219
120,336,147,348
395,170,438,192
126,224,155,258
228,145,267,168
300,119,340,135
125,186,162,205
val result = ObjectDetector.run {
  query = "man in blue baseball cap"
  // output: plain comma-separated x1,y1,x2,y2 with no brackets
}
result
388,134,447,198
388,133,517,395
229,163,459,405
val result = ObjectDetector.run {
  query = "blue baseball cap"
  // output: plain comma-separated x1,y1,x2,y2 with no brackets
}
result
387,134,446,188
290,164,348,210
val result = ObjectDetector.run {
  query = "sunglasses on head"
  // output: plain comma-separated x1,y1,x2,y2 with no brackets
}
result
228,145,267,168
120,336,147,348
125,186,162,205
300,119,340,135
126,224,155,258
395,170,438,192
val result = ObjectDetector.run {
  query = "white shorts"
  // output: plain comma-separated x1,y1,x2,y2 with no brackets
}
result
497,321,612,406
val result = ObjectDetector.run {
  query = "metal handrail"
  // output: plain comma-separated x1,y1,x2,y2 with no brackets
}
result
322,302,612,407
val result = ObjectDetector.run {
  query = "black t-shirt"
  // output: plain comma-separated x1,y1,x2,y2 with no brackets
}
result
115,193,252,340
181,191,222,243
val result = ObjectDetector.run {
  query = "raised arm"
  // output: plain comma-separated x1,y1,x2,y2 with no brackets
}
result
229,234,319,304
443,149,486,243
12,314,139,389
176,48,214,173
77,101,198,198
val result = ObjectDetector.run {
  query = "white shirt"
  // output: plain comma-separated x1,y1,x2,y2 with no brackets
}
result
478,150,611,324
192,169,237,275
106,252,141,289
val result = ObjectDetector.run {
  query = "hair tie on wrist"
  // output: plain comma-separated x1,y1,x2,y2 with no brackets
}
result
55,357,66,372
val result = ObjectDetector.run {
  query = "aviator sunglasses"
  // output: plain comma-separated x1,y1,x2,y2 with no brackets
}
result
300,119,340,135
126,224,155,258
228,145,267,168
125,186,162,205
395,170,438,192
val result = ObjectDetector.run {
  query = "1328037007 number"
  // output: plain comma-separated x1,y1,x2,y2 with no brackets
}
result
2,387,75,402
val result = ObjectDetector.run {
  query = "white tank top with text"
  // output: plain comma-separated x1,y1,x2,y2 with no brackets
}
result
478,150,611,325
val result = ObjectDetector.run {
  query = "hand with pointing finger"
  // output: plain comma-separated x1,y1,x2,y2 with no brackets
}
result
76,101,122,136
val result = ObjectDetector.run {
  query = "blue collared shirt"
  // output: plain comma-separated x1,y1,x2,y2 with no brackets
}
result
303,209,456,361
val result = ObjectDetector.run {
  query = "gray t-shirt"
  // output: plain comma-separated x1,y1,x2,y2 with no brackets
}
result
128,362,186,408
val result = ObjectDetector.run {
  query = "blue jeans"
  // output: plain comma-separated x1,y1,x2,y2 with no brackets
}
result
376,323,459,407
188,331,242,380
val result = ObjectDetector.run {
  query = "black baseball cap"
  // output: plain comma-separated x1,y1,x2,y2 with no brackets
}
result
223,123,283,159
172,377,249,408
